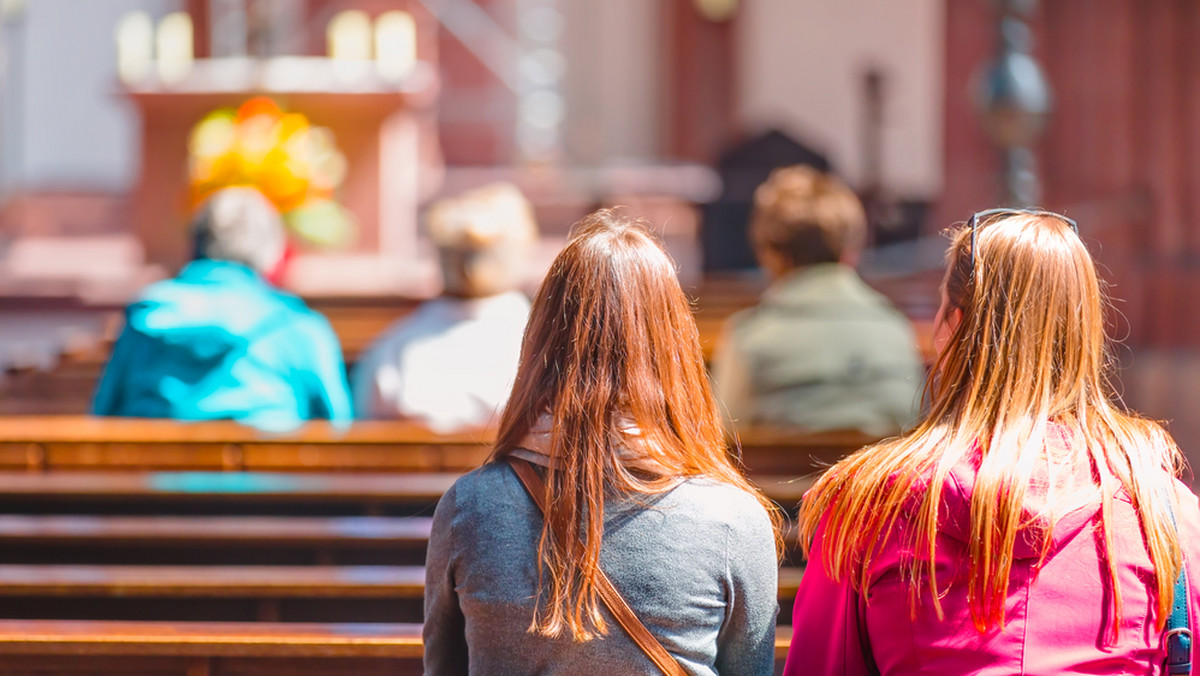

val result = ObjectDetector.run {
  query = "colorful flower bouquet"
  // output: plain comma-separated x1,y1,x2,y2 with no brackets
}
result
188,97,357,249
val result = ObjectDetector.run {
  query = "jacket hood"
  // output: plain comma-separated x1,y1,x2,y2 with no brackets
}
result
936,424,1103,560
126,260,301,363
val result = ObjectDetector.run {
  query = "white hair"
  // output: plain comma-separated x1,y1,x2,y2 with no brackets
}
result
191,187,286,274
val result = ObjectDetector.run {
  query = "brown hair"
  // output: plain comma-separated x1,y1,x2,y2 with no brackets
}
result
491,208,783,641
801,213,1184,640
751,165,866,268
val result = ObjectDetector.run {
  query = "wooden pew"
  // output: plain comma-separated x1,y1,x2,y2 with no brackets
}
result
0,515,432,548
0,416,876,478
0,515,432,566
0,620,796,674
0,619,424,675
0,564,804,598
0,564,426,624
0,563,804,625
729,427,880,475
0,512,808,569
0,418,494,473
0,471,458,517
0,470,816,517
0,564,426,599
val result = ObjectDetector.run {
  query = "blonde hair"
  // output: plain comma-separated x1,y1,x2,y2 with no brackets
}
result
751,165,866,268
800,212,1185,640
425,182,538,297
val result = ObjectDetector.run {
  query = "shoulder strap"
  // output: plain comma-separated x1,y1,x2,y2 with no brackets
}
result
507,457,688,676
1163,495,1192,675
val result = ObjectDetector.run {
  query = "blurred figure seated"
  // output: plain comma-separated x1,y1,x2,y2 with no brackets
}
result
93,187,352,430
352,183,536,431
710,166,923,436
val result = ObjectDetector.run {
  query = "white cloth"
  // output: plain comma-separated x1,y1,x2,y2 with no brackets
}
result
507,413,676,478
352,291,531,431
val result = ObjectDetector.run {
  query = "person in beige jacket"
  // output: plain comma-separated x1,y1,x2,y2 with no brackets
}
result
711,166,923,436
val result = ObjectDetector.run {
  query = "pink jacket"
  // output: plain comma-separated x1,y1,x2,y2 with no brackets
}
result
784,449,1200,675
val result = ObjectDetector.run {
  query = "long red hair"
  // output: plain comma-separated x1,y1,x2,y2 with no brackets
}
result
491,209,783,641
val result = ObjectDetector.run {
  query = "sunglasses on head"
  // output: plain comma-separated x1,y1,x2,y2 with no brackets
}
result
967,208,1079,270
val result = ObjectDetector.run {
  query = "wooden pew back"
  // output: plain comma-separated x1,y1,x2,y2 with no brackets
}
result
0,619,795,674
0,417,877,477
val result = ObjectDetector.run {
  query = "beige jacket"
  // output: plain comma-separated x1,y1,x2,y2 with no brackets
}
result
711,263,923,435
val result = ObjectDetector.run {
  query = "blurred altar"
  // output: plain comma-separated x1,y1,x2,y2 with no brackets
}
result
7,0,1200,464
0,0,752,301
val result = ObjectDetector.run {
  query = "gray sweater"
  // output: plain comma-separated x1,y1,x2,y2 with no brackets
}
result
423,462,779,675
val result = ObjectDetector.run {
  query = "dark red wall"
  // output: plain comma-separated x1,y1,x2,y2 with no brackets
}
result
942,0,1200,347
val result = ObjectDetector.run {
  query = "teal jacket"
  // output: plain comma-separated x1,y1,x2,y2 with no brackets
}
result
93,260,352,430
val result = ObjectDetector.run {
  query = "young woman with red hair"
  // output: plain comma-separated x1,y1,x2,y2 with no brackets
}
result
785,210,1200,675
424,209,783,675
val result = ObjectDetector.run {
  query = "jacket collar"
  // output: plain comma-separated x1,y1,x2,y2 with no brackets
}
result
509,413,673,477
179,259,265,286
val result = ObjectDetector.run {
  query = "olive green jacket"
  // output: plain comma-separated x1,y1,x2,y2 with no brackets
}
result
711,264,923,435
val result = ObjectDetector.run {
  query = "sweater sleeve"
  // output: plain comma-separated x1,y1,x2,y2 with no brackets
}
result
423,483,469,675
782,515,874,676
716,503,779,676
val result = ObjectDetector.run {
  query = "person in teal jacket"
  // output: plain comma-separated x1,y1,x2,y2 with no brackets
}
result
93,187,352,430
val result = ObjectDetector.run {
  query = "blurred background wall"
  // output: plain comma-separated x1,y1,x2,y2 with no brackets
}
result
3,0,1200,469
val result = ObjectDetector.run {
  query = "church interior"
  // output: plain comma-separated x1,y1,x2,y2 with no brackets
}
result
0,0,1199,673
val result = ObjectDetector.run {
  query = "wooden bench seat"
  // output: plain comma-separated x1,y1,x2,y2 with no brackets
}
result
0,470,458,509
0,416,875,477
0,564,428,624
0,470,814,517
0,515,434,566
0,564,427,599
0,563,804,625
0,619,424,657
0,564,804,600
0,418,495,473
0,619,424,675
0,515,433,548
0,619,796,674
0,511,803,566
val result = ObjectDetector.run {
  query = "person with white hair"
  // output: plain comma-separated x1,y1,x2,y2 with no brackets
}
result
93,187,352,430
352,183,537,431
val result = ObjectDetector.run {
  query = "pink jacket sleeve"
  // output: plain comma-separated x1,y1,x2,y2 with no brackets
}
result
782,516,875,676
